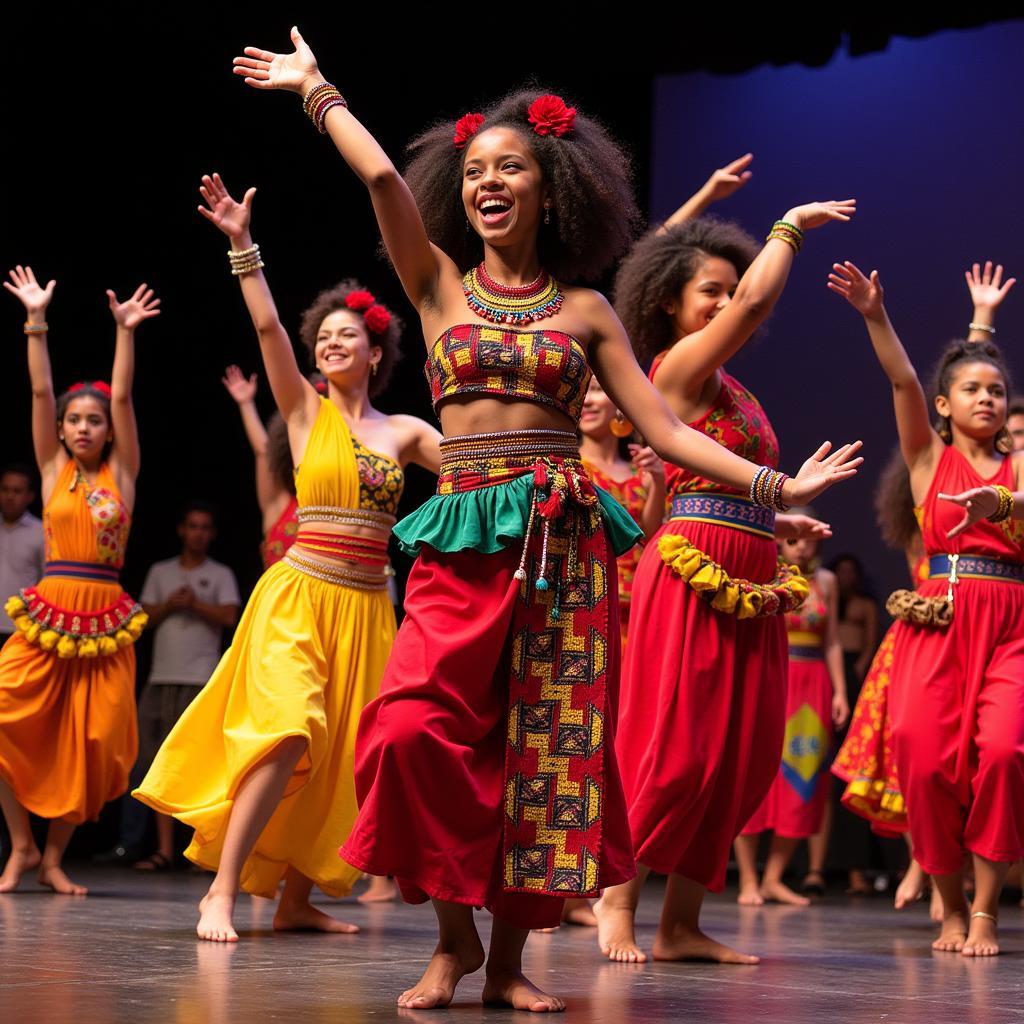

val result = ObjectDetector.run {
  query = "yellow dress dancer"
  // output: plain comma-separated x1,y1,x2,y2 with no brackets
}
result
135,397,401,898
1,460,145,824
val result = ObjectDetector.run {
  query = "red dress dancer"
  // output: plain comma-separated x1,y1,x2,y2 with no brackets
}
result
263,496,299,567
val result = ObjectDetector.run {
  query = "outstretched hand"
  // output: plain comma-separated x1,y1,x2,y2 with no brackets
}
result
107,284,160,329
784,199,857,232
4,265,56,316
827,261,884,319
965,260,1016,312
785,441,864,506
700,153,753,205
938,486,1000,539
198,173,256,240
222,365,258,404
628,443,665,483
778,513,833,540
233,26,320,94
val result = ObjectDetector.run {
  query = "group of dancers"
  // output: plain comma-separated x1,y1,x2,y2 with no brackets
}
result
0,25,1021,1013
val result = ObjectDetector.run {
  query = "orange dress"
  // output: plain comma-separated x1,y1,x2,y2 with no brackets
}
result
0,461,145,824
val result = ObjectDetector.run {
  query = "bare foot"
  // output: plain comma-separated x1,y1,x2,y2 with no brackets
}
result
397,937,485,1009
736,884,765,906
0,846,41,892
760,880,809,907
930,885,944,923
653,926,760,964
593,897,647,963
482,969,565,1012
273,901,359,933
37,864,88,896
197,890,238,943
962,914,999,957
562,898,597,927
932,910,968,953
894,863,926,910
358,875,398,903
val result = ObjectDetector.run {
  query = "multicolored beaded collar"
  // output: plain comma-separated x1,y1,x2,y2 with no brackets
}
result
462,262,564,325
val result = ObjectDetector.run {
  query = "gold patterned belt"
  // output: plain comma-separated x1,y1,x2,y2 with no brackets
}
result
296,505,396,531
283,545,390,591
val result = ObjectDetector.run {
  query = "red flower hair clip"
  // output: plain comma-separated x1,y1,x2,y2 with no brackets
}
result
69,380,112,398
527,95,576,138
344,290,375,312
454,112,485,150
363,304,392,335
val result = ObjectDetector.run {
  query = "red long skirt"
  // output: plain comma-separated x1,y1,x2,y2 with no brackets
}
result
742,657,832,839
339,545,636,930
617,519,787,891
889,577,1024,874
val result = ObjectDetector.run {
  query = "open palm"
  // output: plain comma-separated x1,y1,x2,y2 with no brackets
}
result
233,27,320,94
788,441,864,504
107,284,161,329
828,261,884,318
4,265,56,315
198,174,255,240
222,365,258,404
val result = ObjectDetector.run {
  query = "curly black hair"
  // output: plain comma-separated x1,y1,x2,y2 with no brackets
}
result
874,446,919,552
929,339,1013,453
266,412,296,497
297,279,403,399
403,87,640,282
612,216,760,367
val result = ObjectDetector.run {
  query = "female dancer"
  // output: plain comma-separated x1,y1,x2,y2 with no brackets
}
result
232,28,861,1010
0,266,157,895
135,176,441,941
734,521,848,906
597,203,853,964
829,259,1023,957
221,365,300,567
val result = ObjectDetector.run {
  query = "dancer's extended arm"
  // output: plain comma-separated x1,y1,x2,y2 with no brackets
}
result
965,260,1015,342
658,153,753,231
221,365,284,518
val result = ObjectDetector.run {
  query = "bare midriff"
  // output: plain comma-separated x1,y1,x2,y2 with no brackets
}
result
437,395,579,438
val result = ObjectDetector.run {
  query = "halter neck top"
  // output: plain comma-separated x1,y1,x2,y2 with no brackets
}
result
425,323,590,423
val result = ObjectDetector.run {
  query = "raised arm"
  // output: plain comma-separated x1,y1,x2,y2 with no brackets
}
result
655,201,857,402
3,266,63,486
828,261,938,477
106,284,160,490
659,153,753,232
222,365,284,517
233,28,442,310
965,260,1015,342
198,174,318,427
587,294,863,507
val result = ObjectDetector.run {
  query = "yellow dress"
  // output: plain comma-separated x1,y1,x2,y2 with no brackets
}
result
134,399,402,898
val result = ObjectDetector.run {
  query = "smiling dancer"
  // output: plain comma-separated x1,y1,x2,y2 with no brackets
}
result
231,29,861,1011
830,258,1023,958
134,175,441,942
0,267,157,895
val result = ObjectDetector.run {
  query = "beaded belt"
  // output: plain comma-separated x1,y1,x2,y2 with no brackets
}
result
927,553,1024,585
788,629,824,661
283,545,390,591
668,493,776,539
43,560,121,583
296,505,396,531
437,429,581,494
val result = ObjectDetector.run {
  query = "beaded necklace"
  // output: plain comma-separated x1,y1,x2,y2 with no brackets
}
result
462,262,564,325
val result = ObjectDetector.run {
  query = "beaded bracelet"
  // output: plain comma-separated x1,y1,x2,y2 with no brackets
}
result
968,322,996,335
228,242,264,276
749,465,791,512
302,81,348,134
766,220,804,254
23,322,48,335
987,484,1014,523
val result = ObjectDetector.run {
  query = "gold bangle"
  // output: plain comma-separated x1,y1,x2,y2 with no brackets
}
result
227,244,260,260
987,484,1014,523
230,260,265,276
24,322,48,335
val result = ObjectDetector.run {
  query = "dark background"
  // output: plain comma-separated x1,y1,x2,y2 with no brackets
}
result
3,13,1023,858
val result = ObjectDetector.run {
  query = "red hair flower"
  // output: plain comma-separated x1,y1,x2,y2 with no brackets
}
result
363,304,392,335
453,112,485,150
527,95,576,138
345,290,375,312
69,380,112,397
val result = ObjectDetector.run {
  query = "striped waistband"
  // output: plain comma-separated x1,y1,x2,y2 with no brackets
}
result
296,506,396,531
437,430,581,494
294,531,390,567
788,629,824,660
927,553,1024,584
283,548,390,591
43,560,121,583
668,493,776,539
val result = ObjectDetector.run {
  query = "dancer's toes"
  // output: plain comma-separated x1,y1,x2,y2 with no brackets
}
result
593,898,647,962
0,846,41,892
482,970,565,1013
273,901,359,933
653,927,760,964
736,885,765,906
894,863,925,910
37,865,87,896
197,891,238,943
932,910,968,953
961,914,999,957
357,875,398,903
396,940,485,1009
761,880,810,907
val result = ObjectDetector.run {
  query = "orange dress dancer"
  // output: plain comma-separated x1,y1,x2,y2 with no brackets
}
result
742,574,833,839
0,460,146,823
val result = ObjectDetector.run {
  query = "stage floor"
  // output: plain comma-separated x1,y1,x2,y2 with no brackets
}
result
2,868,1022,1023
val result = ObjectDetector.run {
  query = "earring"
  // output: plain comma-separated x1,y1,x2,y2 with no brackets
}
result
544,206,552,226
609,411,634,438
371,362,379,376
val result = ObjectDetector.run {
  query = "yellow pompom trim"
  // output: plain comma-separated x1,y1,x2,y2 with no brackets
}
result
658,534,809,619
4,595,26,619
38,630,60,652
56,635,78,659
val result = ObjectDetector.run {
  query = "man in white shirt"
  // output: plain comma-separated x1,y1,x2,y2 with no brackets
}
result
121,501,240,869
0,465,44,644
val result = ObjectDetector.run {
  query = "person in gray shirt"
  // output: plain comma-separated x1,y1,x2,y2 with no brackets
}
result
0,465,44,643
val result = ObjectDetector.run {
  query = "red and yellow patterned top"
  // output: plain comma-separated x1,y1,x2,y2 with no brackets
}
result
262,496,299,569
650,358,779,499
785,572,827,649
425,323,591,423
45,461,131,567
353,437,404,516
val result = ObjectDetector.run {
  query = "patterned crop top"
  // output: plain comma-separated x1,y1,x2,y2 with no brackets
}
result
650,358,779,500
353,437,404,517
425,323,591,422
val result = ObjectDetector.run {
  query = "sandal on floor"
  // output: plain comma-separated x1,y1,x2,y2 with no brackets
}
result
133,851,173,872
801,871,826,897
